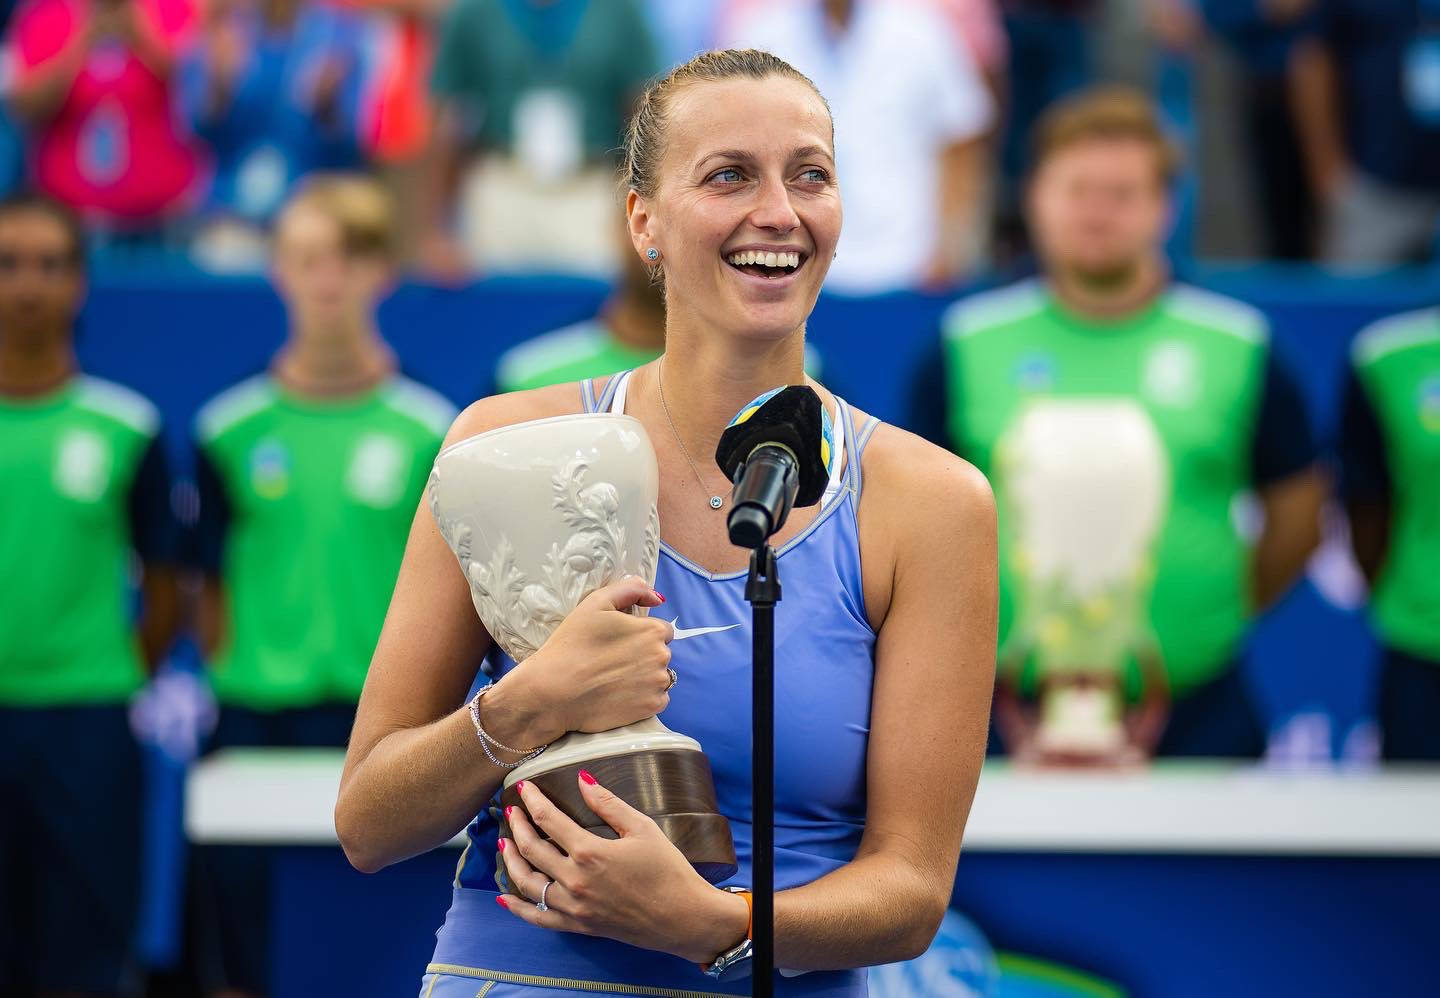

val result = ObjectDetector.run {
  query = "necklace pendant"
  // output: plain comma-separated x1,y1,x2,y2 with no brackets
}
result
709,495,724,510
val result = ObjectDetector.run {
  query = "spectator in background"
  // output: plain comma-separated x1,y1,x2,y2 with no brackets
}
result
0,0,28,195
930,0,1008,88
0,193,179,996
176,0,373,271
1198,0,1314,259
1291,2,1440,265
718,0,995,293
420,0,659,279
915,89,1322,757
640,0,721,68
994,0,1095,255
3,0,201,238
187,175,453,998
340,0,449,262
1340,308,1440,759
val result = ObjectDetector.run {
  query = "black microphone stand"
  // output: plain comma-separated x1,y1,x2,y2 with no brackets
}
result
744,543,779,998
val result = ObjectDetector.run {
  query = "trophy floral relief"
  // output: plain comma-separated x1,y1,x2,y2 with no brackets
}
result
431,457,661,663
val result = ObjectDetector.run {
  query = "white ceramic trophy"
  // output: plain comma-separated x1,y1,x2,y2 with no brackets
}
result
994,399,1171,764
427,413,736,881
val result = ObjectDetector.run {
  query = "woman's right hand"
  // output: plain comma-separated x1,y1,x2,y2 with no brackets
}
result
505,576,674,742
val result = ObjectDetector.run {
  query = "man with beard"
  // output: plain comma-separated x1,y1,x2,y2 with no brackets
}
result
916,88,1322,758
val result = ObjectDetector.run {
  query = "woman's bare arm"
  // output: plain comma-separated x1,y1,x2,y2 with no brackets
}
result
336,391,570,872
772,425,998,968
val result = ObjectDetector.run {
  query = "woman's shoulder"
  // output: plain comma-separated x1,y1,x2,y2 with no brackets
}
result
442,381,588,448
849,407,991,511
842,405,994,631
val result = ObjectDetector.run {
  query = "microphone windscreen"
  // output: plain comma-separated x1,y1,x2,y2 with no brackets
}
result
715,385,832,507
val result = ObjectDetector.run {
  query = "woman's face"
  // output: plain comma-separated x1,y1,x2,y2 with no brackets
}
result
629,76,841,343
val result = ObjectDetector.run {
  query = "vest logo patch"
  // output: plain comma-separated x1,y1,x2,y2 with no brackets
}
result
54,429,111,502
1419,374,1440,433
346,433,408,507
1142,340,1201,408
1014,352,1056,391
250,439,291,500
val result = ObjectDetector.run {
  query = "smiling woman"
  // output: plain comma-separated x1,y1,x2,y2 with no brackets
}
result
334,49,997,997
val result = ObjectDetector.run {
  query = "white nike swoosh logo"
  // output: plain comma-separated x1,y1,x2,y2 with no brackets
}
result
664,618,741,641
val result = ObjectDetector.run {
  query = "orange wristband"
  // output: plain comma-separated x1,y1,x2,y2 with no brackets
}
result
699,889,753,972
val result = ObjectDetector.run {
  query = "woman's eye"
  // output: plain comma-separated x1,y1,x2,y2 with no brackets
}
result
710,168,744,184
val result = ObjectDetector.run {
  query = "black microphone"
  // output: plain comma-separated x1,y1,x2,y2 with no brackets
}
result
715,386,831,549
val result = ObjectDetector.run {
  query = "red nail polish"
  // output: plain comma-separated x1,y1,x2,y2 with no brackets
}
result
495,896,509,910
504,806,513,820
515,780,527,794
579,769,597,786
498,838,507,852
653,590,666,603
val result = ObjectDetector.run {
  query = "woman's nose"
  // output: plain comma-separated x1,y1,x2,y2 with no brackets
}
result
749,176,801,233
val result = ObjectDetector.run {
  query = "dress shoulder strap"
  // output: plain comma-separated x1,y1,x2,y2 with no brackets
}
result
596,371,631,414
579,378,599,414
838,398,881,500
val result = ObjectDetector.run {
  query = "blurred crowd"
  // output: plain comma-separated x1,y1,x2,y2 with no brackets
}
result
4,1,1440,996
0,0,1436,278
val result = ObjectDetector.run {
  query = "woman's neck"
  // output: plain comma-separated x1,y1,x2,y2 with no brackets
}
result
630,316,810,461
0,334,74,397
272,320,394,397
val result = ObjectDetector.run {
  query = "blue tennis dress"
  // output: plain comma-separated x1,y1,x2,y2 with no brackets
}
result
421,373,882,997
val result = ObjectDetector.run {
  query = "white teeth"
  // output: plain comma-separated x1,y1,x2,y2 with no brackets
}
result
725,250,803,269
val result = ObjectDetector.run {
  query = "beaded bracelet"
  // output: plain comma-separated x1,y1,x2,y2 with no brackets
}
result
468,683,548,769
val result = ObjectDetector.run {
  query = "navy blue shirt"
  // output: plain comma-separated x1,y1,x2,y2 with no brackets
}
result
1303,0,1440,191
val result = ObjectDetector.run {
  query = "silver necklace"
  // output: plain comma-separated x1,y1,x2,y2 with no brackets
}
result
656,360,726,510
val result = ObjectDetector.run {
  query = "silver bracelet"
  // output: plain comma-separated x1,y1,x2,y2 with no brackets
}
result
468,683,547,770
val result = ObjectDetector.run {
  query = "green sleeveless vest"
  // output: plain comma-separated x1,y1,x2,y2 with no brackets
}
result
942,281,1268,694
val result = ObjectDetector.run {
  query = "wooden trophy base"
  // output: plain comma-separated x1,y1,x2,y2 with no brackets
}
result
498,748,738,884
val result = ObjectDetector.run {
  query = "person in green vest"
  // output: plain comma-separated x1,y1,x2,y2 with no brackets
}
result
491,224,670,394
0,193,180,995
1340,309,1440,760
915,87,1323,758
492,223,825,394
188,175,456,998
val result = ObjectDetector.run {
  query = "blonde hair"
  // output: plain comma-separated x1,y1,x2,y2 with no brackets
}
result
278,173,398,260
621,48,831,200
1030,86,1182,185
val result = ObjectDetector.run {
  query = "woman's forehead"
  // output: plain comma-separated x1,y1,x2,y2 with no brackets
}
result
665,77,833,165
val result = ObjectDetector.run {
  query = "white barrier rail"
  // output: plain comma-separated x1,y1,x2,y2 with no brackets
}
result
185,750,1440,855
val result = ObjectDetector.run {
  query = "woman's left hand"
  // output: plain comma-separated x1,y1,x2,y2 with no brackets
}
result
496,773,750,966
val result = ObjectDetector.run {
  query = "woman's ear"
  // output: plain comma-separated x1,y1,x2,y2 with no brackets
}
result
626,189,655,261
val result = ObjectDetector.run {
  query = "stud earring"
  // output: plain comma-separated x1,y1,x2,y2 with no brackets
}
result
646,248,660,261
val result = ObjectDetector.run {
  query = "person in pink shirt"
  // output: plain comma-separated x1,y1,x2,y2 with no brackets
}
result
4,0,202,231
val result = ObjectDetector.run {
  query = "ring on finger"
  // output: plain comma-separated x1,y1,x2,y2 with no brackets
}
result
536,879,554,913
665,667,678,691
